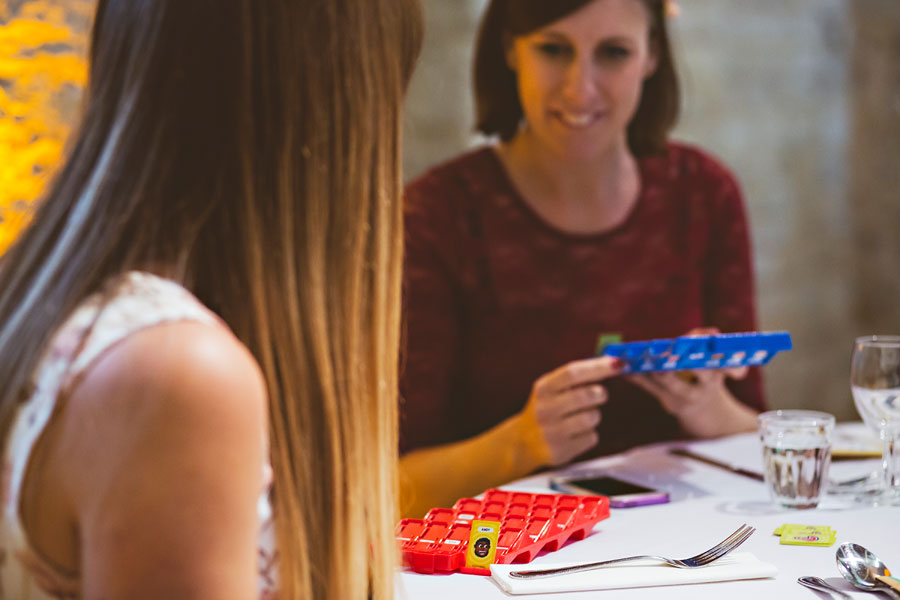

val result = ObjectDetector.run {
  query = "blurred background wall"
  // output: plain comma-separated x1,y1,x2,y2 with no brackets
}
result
403,0,900,421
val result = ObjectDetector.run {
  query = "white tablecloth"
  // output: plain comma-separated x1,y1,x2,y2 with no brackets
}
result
396,424,898,599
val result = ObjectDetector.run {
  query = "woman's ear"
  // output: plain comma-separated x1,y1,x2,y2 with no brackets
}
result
503,33,518,71
644,38,660,78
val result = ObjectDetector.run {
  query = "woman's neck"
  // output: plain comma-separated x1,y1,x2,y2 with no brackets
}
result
496,130,641,235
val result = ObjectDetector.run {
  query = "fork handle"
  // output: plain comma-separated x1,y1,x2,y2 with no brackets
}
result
797,576,852,600
508,555,658,579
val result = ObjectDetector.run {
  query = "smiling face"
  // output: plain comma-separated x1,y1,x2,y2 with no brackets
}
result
506,0,658,161
473,537,492,558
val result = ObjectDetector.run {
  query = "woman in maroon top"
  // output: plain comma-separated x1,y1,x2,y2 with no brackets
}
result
400,0,764,516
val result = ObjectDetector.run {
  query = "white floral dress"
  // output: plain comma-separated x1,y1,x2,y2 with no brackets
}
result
0,272,278,599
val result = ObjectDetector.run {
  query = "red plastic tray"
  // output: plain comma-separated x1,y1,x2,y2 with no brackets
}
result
396,488,609,575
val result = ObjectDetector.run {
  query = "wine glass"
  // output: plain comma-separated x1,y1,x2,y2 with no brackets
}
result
850,335,900,505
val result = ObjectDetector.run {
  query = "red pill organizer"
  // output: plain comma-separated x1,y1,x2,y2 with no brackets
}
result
396,489,610,575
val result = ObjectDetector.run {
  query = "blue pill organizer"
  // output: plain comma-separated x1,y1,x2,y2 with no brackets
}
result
598,331,792,373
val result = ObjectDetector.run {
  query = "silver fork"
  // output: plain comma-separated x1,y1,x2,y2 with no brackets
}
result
508,523,756,579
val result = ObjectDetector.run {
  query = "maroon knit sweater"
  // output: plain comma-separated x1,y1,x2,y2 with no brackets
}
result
401,143,764,460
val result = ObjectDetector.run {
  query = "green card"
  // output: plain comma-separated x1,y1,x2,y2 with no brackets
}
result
595,333,623,356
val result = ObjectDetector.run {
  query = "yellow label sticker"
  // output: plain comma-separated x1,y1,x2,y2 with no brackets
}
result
465,520,501,570
774,523,836,547
773,523,833,536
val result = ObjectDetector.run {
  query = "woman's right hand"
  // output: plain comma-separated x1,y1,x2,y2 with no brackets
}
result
518,356,623,466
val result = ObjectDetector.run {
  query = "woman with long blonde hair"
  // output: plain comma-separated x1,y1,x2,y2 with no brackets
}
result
0,0,421,598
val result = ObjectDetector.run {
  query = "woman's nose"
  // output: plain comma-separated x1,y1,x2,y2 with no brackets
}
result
562,58,599,105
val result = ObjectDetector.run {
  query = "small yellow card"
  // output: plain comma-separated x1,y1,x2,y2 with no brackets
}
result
465,520,501,570
773,523,836,547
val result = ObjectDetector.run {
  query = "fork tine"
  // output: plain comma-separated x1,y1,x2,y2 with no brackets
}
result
690,524,748,561
691,524,753,563
697,528,754,566
699,525,754,561
695,525,756,565
722,527,755,554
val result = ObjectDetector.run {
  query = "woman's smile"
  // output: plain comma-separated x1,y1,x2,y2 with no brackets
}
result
551,108,607,129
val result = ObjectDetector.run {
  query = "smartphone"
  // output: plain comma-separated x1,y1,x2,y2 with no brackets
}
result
549,474,670,508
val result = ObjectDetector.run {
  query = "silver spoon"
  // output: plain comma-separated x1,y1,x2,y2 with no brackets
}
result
798,576,852,599
836,542,900,599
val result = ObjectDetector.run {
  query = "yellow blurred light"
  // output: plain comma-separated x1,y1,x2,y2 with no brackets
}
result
0,1,90,255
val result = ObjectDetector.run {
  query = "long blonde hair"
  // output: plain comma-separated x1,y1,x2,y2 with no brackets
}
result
0,1,422,598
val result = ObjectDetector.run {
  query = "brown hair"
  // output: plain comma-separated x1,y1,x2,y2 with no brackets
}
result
474,0,679,155
0,0,422,598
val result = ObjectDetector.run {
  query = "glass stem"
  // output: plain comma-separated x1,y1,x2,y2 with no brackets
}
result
884,435,900,494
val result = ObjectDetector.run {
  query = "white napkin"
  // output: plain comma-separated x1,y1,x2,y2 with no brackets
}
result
490,552,777,595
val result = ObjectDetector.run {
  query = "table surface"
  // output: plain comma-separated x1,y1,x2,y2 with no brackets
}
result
396,424,898,599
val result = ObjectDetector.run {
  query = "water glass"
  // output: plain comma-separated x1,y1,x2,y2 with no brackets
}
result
758,410,835,509
850,335,900,505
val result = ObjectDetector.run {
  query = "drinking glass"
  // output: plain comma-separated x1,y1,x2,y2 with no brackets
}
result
758,410,835,509
850,335,900,505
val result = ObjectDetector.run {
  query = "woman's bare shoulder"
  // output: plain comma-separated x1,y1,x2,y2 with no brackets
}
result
58,320,267,597
67,320,266,427
57,321,267,598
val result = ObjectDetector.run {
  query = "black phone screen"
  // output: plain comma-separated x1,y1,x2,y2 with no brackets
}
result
565,476,656,496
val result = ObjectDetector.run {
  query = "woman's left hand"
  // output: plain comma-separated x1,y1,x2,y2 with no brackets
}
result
627,327,759,438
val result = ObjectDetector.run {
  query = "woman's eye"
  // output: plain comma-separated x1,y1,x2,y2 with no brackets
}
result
597,45,631,60
535,42,572,59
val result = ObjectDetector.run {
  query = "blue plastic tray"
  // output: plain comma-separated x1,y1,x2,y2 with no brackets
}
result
598,331,792,373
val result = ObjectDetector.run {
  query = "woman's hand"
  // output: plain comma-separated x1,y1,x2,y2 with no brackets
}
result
517,356,623,466
628,368,757,437
628,327,758,438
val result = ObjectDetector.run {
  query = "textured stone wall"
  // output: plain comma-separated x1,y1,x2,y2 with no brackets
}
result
403,0,487,178
849,0,900,337
674,0,856,419
403,0,900,421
